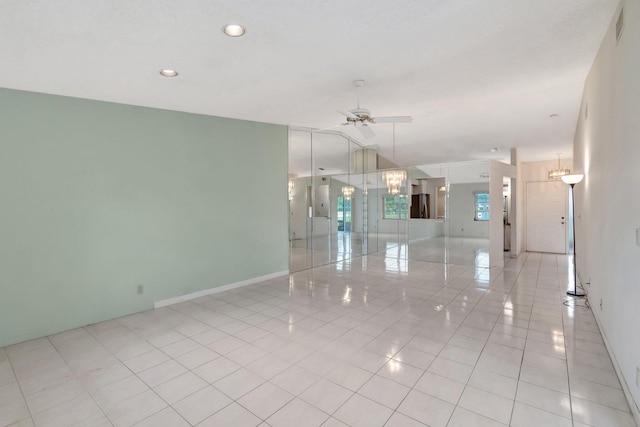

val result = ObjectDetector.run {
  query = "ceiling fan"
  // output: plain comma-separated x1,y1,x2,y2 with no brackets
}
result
337,79,413,138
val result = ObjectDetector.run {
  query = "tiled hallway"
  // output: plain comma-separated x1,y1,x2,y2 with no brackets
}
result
1,252,636,427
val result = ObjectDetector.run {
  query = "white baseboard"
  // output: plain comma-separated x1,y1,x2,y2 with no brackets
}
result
154,270,289,309
591,307,640,425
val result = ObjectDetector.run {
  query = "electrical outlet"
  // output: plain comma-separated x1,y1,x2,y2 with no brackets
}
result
136,284,144,295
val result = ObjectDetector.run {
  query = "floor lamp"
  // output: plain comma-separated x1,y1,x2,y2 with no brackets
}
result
562,173,584,297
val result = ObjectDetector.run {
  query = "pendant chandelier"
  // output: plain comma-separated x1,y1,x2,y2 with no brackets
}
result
342,185,355,200
548,153,570,180
382,170,406,195
382,123,406,194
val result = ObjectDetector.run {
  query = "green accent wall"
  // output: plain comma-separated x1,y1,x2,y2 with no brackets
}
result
0,87,289,347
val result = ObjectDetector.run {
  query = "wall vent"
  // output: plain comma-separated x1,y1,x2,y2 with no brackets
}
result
616,8,624,42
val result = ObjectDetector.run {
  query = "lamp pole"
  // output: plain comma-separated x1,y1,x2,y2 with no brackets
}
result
561,174,585,297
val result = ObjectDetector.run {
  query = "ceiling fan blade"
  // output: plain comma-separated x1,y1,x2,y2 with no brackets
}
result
359,124,376,139
373,116,413,123
337,110,358,119
312,124,344,132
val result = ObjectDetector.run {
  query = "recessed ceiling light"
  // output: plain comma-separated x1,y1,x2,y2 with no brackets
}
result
159,69,179,77
223,24,246,37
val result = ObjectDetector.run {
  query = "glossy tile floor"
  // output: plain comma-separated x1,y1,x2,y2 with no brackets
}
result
289,234,489,273
1,252,637,427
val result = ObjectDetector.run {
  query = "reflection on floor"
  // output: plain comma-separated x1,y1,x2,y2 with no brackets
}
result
290,234,490,273
289,232,365,272
1,252,636,426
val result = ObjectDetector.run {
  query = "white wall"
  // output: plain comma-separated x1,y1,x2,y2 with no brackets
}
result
409,220,445,242
573,1,640,420
448,183,490,238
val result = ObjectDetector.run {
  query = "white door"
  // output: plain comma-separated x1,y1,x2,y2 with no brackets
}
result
526,181,567,253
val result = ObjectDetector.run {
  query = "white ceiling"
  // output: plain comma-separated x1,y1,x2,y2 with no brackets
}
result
1,0,619,165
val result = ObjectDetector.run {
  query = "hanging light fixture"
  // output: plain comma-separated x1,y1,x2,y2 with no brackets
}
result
382,170,406,195
342,185,355,200
382,123,406,194
548,153,570,180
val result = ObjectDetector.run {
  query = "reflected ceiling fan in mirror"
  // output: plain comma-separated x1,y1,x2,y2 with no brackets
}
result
337,80,413,139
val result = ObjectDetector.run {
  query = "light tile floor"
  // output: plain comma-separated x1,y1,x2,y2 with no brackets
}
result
1,252,637,427
290,234,490,273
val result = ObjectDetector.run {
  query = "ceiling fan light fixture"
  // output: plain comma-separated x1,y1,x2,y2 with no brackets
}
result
223,24,246,37
337,80,413,139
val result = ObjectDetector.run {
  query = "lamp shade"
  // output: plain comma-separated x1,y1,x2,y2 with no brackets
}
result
561,174,584,185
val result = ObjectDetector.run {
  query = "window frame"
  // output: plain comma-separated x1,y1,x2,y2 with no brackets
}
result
383,195,408,220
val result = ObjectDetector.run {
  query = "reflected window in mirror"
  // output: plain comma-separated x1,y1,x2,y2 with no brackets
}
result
383,195,408,219
474,192,490,221
337,195,352,232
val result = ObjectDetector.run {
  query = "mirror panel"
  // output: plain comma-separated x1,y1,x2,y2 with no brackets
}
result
289,127,496,272
288,129,312,272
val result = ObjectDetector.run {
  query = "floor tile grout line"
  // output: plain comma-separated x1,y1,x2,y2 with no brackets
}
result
558,252,579,427
511,253,578,425
56,322,183,426
7,251,632,427
507,251,536,426
307,255,490,427
452,252,529,427
4,345,36,426
374,253,528,426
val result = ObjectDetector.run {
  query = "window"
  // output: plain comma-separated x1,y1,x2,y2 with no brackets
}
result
337,196,352,231
383,195,408,219
474,192,490,221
